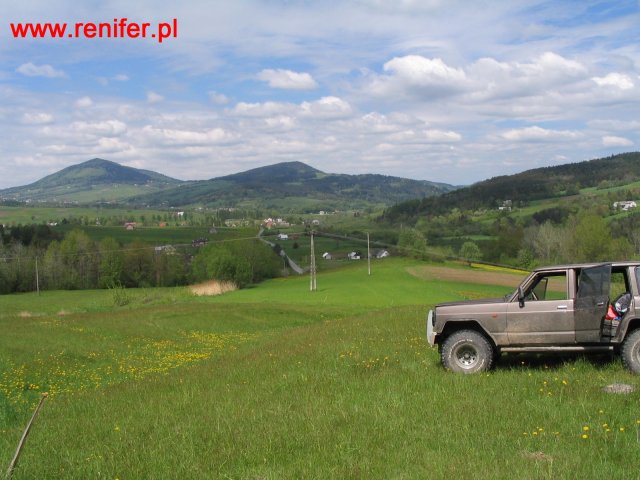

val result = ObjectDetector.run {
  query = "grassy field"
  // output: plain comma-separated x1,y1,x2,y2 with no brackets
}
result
1,259,640,478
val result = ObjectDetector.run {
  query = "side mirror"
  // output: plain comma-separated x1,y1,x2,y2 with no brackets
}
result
518,286,525,308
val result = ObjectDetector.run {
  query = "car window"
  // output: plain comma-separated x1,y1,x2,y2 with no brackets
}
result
611,268,630,300
525,272,567,301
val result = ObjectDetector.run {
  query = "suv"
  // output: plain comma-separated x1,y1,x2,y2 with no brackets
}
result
427,262,640,373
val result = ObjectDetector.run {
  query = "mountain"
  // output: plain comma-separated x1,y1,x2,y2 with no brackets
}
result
0,159,456,210
128,161,457,211
382,151,640,223
0,158,183,203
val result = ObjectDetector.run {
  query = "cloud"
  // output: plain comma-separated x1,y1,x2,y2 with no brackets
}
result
592,73,634,90
500,126,582,142
257,69,318,90
208,91,230,105
369,55,467,98
141,126,235,146
301,96,352,119
75,96,93,108
21,112,53,125
16,62,65,78
114,74,129,82
602,135,633,147
147,91,164,103
71,120,127,137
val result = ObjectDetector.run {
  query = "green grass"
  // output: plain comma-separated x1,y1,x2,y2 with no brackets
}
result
1,258,640,478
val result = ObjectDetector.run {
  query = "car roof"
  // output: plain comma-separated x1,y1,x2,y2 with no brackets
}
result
534,261,640,272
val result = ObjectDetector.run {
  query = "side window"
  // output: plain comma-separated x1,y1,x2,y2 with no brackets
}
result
611,268,630,300
525,272,568,301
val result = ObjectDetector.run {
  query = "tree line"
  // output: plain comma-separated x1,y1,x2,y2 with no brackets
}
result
0,227,281,294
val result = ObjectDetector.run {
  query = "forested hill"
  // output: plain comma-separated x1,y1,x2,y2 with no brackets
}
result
382,152,640,223
130,161,457,210
0,158,182,202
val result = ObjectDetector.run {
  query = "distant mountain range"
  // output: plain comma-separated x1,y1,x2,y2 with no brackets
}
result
0,158,457,211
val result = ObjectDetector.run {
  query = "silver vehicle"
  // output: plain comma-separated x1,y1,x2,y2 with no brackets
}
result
427,262,640,373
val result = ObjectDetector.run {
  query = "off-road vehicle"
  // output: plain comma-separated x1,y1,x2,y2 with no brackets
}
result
427,262,640,373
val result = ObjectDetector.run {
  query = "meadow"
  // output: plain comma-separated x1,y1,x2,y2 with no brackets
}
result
1,259,640,479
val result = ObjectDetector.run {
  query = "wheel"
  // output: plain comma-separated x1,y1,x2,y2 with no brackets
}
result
621,329,640,374
440,329,494,373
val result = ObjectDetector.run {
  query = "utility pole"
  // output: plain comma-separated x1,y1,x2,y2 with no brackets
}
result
367,232,371,276
310,232,317,291
35,257,40,295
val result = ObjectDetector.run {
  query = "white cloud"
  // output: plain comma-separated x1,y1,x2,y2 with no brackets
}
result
500,126,582,142
141,126,235,146
21,112,53,125
424,129,462,142
208,91,230,105
592,73,634,90
71,120,127,137
257,69,318,90
146,91,164,103
114,74,129,82
16,62,65,78
602,135,633,147
75,96,93,108
301,96,352,118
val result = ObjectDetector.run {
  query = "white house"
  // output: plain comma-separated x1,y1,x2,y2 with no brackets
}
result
322,252,332,260
277,234,289,240
613,201,637,211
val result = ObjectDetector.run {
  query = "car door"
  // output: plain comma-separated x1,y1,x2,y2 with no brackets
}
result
506,270,574,345
575,264,611,343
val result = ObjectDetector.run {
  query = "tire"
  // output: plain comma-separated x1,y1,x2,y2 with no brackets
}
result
621,329,640,374
440,329,494,373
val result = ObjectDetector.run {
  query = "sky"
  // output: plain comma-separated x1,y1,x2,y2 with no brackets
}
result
0,0,638,189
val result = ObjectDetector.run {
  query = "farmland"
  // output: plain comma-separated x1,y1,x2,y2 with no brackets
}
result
1,259,640,478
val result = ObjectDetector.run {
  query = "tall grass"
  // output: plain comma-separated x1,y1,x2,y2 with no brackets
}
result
1,258,639,478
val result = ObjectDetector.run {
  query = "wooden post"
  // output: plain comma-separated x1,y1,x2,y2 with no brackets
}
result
5,393,48,480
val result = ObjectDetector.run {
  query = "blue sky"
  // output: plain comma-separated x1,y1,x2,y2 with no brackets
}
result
0,0,638,189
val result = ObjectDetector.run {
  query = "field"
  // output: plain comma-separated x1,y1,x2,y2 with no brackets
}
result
1,259,640,478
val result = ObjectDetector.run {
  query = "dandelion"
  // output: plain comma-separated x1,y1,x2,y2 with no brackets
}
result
620,427,625,432
582,434,589,439
582,426,590,432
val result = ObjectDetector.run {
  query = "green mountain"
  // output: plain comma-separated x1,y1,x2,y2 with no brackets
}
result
129,161,457,211
383,152,640,223
0,158,183,203
0,159,456,211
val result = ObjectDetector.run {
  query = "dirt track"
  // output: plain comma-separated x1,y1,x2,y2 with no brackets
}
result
407,265,527,288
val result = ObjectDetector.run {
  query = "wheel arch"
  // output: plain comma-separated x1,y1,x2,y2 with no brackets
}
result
439,320,497,350
620,317,640,341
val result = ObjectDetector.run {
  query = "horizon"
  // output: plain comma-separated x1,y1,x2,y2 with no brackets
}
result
1,1,638,189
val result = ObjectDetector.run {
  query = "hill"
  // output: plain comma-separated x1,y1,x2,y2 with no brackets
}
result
128,161,457,211
0,158,183,203
382,152,640,223
0,159,456,211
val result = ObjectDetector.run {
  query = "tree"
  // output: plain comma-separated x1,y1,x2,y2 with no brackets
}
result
459,241,482,266
397,228,428,259
98,237,124,288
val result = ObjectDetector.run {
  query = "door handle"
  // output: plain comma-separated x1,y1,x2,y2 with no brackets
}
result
557,305,568,310
596,302,605,307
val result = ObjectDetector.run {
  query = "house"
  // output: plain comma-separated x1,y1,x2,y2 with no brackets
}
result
322,252,332,260
614,201,637,211
155,245,176,254
348,251,361,260
124,222,136,230
191,238,208,247
376,250,390,259
277,234,289,241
